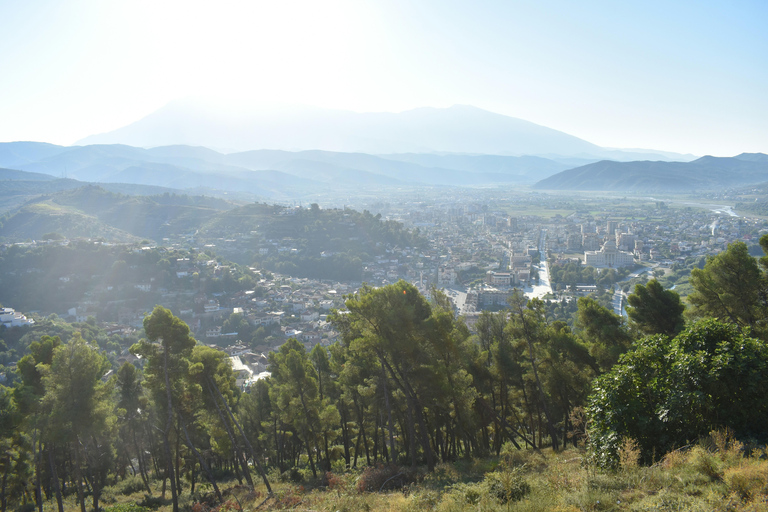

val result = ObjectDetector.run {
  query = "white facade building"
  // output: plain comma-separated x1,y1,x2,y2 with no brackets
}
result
0,308,35,328
584,241,635,268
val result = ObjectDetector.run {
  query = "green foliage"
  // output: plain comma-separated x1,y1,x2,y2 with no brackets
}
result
112,475,151,496
483,469,531,504
102,504,149,512
575,297,631,371
687,241,766,336
0,242,259,317
252,207,423,281
587,320,768,468
549,260,632,289
626,279,685,336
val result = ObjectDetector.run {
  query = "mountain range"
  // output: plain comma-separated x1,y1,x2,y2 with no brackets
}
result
0,141,583,199
533,153,768,192
76,101,694,162
2,140,767,202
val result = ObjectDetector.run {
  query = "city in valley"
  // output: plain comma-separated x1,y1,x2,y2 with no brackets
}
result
2,187,762,385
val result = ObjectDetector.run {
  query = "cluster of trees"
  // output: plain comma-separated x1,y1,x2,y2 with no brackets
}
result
547,260,631,290
2,239,768,510
1,307,271,512
0,243,259,321
237,237,768,478
589,239,768,466
252,207,424,282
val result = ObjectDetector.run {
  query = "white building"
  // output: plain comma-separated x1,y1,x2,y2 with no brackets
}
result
584,241,635,268
486,271,512,286
0,308,35,328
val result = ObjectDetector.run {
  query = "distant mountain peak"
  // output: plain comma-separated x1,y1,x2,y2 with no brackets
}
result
76,101,604,156
734,152,768,163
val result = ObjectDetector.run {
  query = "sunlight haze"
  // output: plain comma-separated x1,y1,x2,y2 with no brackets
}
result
1,0,766,155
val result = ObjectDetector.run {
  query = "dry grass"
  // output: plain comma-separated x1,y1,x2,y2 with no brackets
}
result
39,432,768,512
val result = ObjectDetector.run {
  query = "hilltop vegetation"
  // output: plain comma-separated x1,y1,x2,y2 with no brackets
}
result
0,189,425,282
0,186,237,242
0,241,257,315
243,205,424,281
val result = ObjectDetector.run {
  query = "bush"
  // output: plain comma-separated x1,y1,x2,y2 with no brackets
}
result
356,463,412,493
112,475,148,496
138,494,165,510
587,320,768,469
689,447,722,481
103,504,149,512
618,438,641,470
406,490,441,511
323,471,345,491
279,467,306,483
724,464,768,501
483,469,530,504
446,482,483,505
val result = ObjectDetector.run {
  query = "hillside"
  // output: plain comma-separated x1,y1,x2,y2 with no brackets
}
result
0,167,187,214
534,153,768,192
0,186,238,242
0,187,423,281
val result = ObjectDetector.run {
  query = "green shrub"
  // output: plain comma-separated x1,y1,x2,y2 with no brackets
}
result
483,469,531,504
138,494,165,510
406,490,441,511
689,447,722,481
446,482,483,505
103,504,150,512
112,475,148,496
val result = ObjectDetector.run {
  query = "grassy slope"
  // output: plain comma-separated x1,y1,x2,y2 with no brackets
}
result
53,433,768,512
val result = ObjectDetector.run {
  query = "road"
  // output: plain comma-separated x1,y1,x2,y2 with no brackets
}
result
525,228,553,299
443,287,471,315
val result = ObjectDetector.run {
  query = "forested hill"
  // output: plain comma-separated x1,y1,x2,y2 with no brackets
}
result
533,153,768,192
208,203,425,281
0,186,424,282
0,186,238,242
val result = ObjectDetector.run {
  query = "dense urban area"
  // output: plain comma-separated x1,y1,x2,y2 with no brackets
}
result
2,191,761,372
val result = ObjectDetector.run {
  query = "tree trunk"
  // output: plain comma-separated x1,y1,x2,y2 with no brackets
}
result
518,308,560,451
48,448,64,512
174,426,182,495
179,416,223,503
406,399,418,469
380,360,396,462
380,357,435,471
340,403,351,469
74,440,87,512
206,375,272,494
2,456,9,512
163,344,179,512
33,432,43,512
204,379,253,489
132,429,152,494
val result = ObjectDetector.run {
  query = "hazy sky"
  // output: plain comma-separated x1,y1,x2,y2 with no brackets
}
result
1,0,766,156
